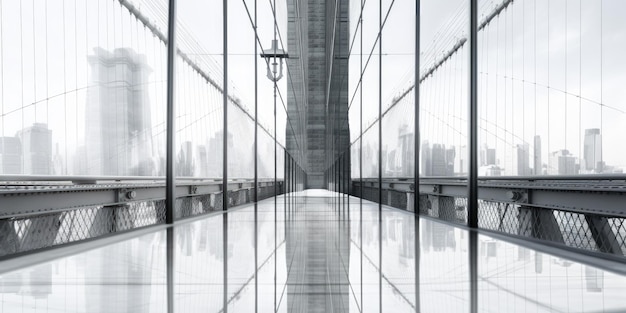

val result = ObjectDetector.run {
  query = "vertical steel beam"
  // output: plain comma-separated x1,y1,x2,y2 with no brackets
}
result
469,230,478,313
166,228,175,313
378,1,383,311
223,0,229,211
414,1,421,311
469,0,479,311
286,154,289,204
359,0,363,205
378,0,383,208
414,0,420,215
254,0,258,204
468,0,479,228
165,0,177,224
223,214,229,313
222,2,229,311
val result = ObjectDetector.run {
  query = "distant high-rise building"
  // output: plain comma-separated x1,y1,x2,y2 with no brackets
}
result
479,165,502,176
84,47,154,176
512,143,530,176
421,141,432,176
445,146,456,176
398,125,414,177
480,144,496,166
548,149,577,175
456,145,468,176
177,141,194,177
16,123,52,175
422,143,455,176
384,148,397,176
196,145,208,177
583,128,603,173
432,144,449,176
533,135,542,175
206,131,234,178
52,143,65,175
0,137,22,174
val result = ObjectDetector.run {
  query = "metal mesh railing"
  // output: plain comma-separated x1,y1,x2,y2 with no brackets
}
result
176,195,221,219
555,211,598,252
608,218,626,255
478,201,520,234
0,201,167,257
0,181,285,258
417,193,467,225
477,200,626,257
356,181,626,259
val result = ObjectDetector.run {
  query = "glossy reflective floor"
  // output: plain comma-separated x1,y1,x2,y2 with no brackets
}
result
1,190,626,312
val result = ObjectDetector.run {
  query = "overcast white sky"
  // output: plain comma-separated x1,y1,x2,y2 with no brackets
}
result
1,0,625,175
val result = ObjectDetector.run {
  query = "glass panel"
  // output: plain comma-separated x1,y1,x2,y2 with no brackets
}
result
361,2,381,130
361,122,379,180
175,0,223,178
0,0,169,176
227,101,255,180
475,0,626,176
227,0,256,183
381,0,415,185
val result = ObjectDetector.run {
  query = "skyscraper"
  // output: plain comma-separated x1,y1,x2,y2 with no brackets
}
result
421,141,432,176
431,144,447,176
421,142,455,176
398,124,414,177
480,144,496,166
445,146,456,176
548,149,577,175
84,48,154,176
533,135,542,175
512,143,530,176
176,141,195,177
0,137,22,174
583,128,603,173
16,123,52,175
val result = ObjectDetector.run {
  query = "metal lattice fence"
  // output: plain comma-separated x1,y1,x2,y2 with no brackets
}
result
417,194,467,225
0,200,166,257
353,181,626,259
478,200,626,257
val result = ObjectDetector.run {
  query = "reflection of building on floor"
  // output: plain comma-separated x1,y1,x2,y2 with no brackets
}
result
400,217,415,259
285,198,350,311
584,266,604,292
422,218,456,252
23,263,53,299
86,234,159,313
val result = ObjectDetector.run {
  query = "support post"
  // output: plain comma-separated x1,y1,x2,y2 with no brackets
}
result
223,0,229,211
165,0,177,224
254,0,258,204
468,0,479,228
414,0,420,215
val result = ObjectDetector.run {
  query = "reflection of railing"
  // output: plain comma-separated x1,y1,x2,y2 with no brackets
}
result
0,178,284,259
352,176,626,260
